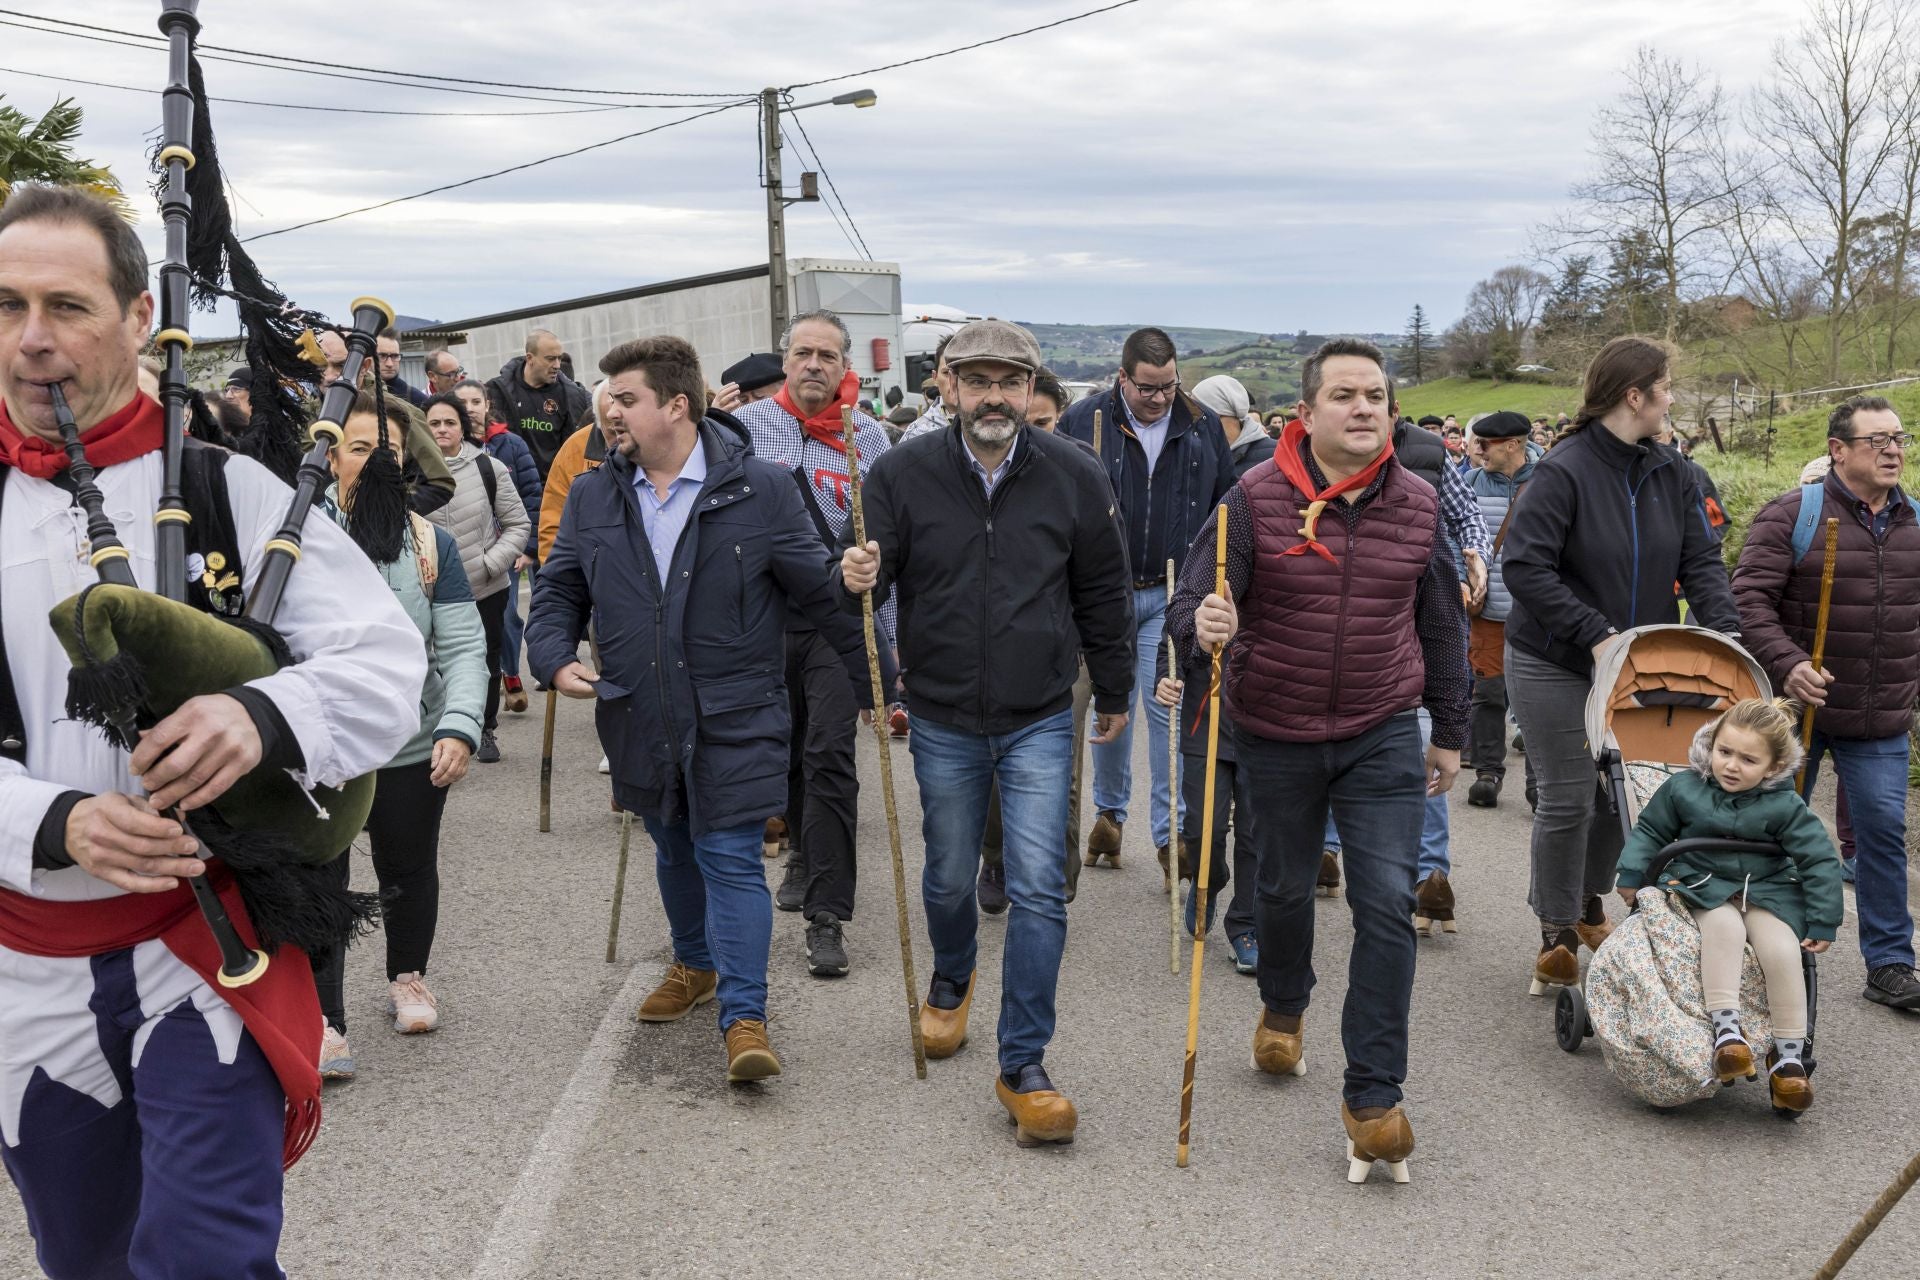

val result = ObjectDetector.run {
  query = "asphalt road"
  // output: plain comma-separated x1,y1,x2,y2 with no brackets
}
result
4,697,1917,1280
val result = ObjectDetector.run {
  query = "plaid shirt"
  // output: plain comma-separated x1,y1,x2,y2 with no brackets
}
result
1436,459,1493,561
734,395,897,641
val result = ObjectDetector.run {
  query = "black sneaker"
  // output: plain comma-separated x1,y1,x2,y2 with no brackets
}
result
1525,780,1539,812
476,731,501,764
805,913,849,977
1865,964,1920,1010
1467,775,1499,808
978,861,1009,915
775,858,807,912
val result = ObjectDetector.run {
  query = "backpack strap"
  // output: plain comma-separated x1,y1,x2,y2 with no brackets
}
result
1789,483,1825,565
479,451,500,513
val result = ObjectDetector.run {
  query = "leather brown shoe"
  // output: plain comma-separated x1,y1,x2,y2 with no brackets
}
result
1252,1009,1305,1076
1342,1103,1414,1183
1766,1050,1813,1113
996,1064,1077,1146
1574,897,1613,952
1530,928,1581,996
1413,870,1456,936
1086,812,1122,868
921,971,974,1059
636,962,717,1022
724,1018,781,1082
1317,848,1341,896
762,817,789,860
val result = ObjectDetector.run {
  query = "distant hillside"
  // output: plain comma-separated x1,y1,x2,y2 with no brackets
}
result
1021,324,1271,374
1023,323,1400,405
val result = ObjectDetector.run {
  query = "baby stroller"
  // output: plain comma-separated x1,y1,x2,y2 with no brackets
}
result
1551,625,1820,1113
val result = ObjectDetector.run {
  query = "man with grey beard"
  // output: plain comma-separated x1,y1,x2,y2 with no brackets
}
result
836,319,1133,1146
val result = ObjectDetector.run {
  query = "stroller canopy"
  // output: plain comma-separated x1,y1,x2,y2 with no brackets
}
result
1585,625,1771,775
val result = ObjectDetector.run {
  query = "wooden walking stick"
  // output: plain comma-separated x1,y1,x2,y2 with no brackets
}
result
844,407,928,1080
1177,504,1229,1168
1812,1148,1920,1278
1795,518,1840,797
606,811,632,962
539,687,557,832
1165,561,1182,976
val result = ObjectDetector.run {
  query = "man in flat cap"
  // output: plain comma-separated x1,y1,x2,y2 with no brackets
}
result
714,352,785,413
1462,410,1540,813
837,319,1134,1147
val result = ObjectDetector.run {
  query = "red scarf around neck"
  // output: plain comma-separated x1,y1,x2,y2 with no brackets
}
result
0,392,164,480
1272,418,1395,563
774,370,863,454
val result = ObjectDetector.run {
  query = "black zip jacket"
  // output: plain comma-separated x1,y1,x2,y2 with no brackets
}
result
1503,423,1740,675
1060,384,1234,588
833,425,1135,735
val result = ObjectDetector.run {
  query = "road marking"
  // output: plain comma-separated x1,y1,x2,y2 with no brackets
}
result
469,961,652,1280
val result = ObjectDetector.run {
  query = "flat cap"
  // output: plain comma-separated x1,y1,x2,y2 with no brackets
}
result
1473,410,1532,440
942,319,1042,373
224,366,253,389
721,352,784,392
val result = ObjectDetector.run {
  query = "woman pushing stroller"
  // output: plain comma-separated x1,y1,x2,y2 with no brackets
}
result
1615,698,1844,1113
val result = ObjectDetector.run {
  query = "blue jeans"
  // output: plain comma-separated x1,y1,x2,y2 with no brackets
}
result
642,816,772,1030
1805,732,1913,971
500,565,526,678
1325,710,1448,878
1091,585,1181,847
1241,713,1426,1110
910,709,1074,1072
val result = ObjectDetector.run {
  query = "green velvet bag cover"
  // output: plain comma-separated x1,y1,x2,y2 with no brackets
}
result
48,583,373,864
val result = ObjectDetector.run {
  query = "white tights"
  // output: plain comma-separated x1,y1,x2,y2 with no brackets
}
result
1697,901,1807,1038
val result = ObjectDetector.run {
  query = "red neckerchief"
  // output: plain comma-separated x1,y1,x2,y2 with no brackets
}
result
1271,418,1395,563
0,392,164,480
484,420,509,443
0,866,324,1169
773,371,862,454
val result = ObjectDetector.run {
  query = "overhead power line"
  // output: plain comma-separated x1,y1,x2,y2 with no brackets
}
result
0,17,741,108
239,98,756,243
780,127,864,261
783,0,1145,91
0,64,691,117
782,105,873,262
0,9,749,99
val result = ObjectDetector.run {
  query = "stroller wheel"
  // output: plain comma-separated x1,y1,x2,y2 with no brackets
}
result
1554,985,1588,1053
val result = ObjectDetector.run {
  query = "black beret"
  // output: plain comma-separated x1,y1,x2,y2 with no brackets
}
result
224,366,253,389
722,352,784,393
1474,410,1532,440
1416,414,1444,428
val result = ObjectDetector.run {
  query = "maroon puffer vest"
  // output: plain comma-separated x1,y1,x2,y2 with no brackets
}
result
1225,457,1437,743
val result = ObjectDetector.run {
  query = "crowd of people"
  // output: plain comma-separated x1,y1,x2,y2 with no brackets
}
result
0,182,1915,1271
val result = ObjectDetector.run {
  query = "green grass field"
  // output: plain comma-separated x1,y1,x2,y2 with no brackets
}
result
1395,377,1581,422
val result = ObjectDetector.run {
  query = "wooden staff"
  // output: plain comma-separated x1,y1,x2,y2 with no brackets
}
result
1165,561,1181,976
1091,407,1103,461
606,811,632,962
1177,504,1229,1168
539,688,557,832
1813,1148,1920,1279
1795,518,1840,797
844,407,928,1080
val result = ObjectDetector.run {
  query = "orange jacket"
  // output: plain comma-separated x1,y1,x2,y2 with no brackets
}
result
536,423,607,562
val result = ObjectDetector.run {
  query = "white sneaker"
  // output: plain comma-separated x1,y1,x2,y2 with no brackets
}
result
319,1022,355,1081
598,755,611,774
387,972,440,1034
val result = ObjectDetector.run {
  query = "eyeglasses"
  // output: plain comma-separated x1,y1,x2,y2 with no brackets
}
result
1845,432,1913,451
957,372,1031,395
376,352,401,362
1125,374,1179,400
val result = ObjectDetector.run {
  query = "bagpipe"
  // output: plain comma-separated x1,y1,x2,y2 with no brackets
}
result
44,0,395,983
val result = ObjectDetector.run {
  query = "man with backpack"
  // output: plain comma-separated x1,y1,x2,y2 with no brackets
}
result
1732,394,1920,1012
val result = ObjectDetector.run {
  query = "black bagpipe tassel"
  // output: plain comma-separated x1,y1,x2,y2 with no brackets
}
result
344,376,410,565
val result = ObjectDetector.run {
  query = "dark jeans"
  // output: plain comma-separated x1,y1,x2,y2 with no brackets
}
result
1806,732,1913,971
982,658,1091,892
315,758,450,1032
1241,712,1425,1111
1179,751,1257,938
645,816,771,1029
910,709,1075,1071
1468,671,1534,793
501,564,528,678
784,629,859,922
477,586,508,732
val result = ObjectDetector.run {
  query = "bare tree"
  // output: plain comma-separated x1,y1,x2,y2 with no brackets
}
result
1464,266,1553,337
1544,46,1731,342
1882,58,1920,375
1750,0,1920,381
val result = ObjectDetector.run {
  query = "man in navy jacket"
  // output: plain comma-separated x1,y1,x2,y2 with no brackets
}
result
529,336,873,1084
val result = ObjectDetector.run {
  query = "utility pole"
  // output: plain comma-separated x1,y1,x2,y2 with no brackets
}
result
762,88,789,350
760,85,878,350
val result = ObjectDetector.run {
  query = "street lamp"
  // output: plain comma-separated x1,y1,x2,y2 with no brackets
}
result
762,86,878,347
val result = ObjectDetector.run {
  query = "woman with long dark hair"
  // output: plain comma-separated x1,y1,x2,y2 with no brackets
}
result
1500,336,1741,996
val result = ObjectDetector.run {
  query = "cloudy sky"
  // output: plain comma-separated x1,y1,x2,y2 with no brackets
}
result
4,0,1810,334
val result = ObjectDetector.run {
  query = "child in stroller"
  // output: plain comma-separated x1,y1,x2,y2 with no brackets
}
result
1614,697,1843,1113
